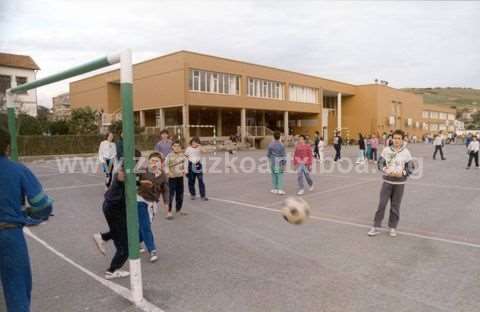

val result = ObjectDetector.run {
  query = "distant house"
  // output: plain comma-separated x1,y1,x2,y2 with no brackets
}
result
52,92,71,120
0,52,40,117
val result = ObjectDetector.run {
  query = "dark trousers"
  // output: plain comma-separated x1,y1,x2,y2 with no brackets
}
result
187,162,206,198
371,148,378,161
169,177,184,212
0,228,31,312
433,146,445,159
334,145,341,161
374,182,405,229
103,202,128,273
467,151,479,167
313,145,319,159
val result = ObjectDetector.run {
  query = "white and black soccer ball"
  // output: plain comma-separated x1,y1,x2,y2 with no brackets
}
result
281,197,311,225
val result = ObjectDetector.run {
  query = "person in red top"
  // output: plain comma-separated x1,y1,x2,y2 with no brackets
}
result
293,134,314,195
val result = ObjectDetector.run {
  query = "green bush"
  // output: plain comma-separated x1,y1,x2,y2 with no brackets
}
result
17,134,158,156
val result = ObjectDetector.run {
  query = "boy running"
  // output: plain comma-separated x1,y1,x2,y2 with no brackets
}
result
165,141,187,219
368,129,414,237
137,152,169,262
267,131,286,195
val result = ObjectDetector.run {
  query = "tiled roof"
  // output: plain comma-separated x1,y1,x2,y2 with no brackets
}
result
0,52,40,70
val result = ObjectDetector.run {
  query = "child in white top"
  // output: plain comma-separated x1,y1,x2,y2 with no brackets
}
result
466,136,479,169
317,137,325,163
98,132,117,189
185,137,208,201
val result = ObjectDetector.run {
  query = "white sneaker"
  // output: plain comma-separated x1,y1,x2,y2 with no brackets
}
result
105,270,130,280
389,228,397,237
270,189,278,194
309,184,314,191
367,227,380,236
296,189,305,195
93,233,106,255
150,251,158,263
277,190,286,195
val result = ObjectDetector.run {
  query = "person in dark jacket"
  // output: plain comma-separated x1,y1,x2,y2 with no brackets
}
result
313,131,320,159
356,133,366,164
333,131,343,162
93,150,142,279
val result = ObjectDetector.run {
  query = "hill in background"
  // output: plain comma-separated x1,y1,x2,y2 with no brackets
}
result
402,87,480,109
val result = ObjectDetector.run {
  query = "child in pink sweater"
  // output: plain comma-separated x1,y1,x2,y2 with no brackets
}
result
293,135,314,195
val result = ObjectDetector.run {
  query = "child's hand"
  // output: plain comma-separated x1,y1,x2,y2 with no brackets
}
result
117,170,126,181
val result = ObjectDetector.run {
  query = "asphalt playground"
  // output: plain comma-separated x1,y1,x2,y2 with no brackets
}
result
1,143,480,312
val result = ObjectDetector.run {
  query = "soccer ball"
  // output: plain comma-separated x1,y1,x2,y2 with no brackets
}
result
281,197,311,225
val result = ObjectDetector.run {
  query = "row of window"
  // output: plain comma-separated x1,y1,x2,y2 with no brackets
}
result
247,78,284,100
425,123,454,132
288,85,317,104
0,75,28,95
422,111,455,120
189,69,318,104
190,70,241,95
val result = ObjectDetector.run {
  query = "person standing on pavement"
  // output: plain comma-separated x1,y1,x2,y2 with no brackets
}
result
333,131,343,162
433,133,446,160
0,128,54,312
466,136,480,169
154,129,173,159
368,129,414,238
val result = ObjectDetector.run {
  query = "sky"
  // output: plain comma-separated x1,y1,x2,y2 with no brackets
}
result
1,0,479,108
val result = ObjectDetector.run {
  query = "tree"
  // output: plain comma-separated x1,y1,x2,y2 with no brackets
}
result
69,107,98,135
17,113,44,135
471,111,480,125
49,120,70,135
108,120,144,135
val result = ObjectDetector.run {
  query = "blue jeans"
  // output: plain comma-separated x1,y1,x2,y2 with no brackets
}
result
0,227,31,312
187,162,206,198
138,202,156,253
297,164,313,190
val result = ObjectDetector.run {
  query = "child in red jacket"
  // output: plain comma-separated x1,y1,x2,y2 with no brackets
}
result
293,135,314,195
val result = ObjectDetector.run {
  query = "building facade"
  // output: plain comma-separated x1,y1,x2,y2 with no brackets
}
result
0,52,40,117
51,92,71,120
70,51,457,143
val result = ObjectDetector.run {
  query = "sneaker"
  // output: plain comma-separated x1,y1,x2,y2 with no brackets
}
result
309,184,314,192
466,167,471,170
389,228,397,237
367,227,380,236
201,197,209,201
166,212,174,220
150,251,158,263
476,166,480,169
296,189,305,196
105,270,130,280
93,233,106,255
190,195,196,200
270,189,277,194
277,190,286,195
179,211,188,216
139,247,146,253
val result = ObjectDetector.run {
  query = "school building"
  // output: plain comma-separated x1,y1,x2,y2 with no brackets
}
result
70,50,457,144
